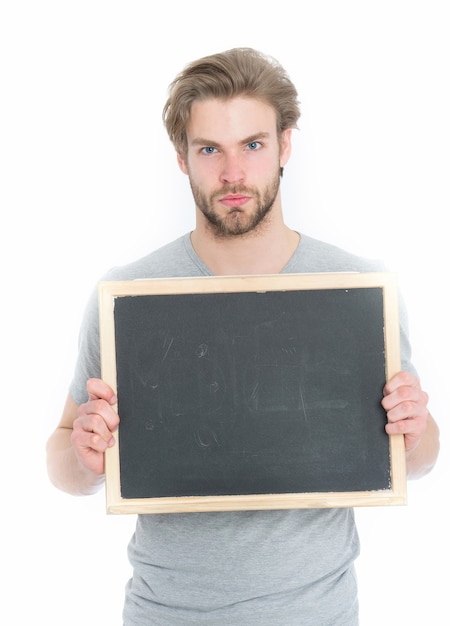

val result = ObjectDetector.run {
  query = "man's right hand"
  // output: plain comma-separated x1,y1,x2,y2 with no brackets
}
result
71,378,120,476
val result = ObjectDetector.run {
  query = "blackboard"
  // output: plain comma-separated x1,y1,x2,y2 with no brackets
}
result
99,272,406,514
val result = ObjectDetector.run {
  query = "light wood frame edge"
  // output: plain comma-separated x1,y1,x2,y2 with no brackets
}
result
99,271,407,514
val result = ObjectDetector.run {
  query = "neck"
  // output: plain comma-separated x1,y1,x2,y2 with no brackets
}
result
190,213,300,276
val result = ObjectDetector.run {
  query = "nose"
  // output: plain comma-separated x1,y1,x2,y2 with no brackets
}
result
219,153,245,186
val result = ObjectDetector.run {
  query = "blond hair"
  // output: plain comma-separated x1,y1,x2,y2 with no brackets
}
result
162,47,300,156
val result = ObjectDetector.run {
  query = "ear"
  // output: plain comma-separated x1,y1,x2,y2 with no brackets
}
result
177,152,189,175
279,129,292,168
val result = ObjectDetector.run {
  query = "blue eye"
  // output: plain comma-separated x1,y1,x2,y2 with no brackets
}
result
202,146,217,154
247,141,261,150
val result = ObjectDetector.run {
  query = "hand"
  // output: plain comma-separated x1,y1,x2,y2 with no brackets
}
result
71,378,120,477
382,371,429,453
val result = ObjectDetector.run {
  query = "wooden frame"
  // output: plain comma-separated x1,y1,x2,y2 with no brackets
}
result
99,272,406,514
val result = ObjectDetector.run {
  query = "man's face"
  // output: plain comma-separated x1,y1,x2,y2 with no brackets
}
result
177,97,291,238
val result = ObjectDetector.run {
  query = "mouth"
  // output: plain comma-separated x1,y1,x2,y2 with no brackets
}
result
219,194,251,208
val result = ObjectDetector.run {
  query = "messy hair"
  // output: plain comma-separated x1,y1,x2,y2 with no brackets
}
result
162,47,301,156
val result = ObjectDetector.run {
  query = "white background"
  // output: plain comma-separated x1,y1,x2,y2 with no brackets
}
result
1,1,448,624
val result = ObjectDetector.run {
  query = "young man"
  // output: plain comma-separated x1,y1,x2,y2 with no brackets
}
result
46,48,439,625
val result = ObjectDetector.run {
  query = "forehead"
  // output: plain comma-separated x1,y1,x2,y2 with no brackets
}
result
186,97,278,144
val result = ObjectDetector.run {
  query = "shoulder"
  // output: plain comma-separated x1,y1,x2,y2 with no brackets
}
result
101,233,202,281
292,234,386,273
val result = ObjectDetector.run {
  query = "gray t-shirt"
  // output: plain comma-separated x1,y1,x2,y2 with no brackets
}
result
69,232,416,625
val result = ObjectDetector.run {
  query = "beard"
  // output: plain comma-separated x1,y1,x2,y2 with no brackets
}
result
189,171,281,238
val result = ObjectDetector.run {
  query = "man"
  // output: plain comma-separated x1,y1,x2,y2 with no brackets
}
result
46,48,439,625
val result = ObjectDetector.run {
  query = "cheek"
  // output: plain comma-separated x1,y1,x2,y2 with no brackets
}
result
188,159,219,184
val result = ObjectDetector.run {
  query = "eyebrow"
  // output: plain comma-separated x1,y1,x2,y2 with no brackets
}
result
190,132,271,148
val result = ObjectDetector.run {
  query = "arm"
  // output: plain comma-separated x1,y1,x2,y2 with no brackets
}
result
46,379,119,496
382,371,440,480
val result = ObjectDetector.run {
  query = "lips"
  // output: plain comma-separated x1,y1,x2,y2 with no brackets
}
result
219,194,250,208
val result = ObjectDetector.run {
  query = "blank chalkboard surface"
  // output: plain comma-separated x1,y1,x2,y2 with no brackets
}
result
99,272,406,514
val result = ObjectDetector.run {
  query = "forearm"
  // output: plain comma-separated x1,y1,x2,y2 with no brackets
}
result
46,427,105,496
406,413,440,480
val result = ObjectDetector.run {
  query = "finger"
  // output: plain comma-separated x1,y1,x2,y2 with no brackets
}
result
86,377,117,405
385,415,427,452
75,398,119,448
383,380,428,421
70,426,112,476
71,424,115,453
83,397,120,431
383,370,420,396
384,394,428,447
73,413,115,449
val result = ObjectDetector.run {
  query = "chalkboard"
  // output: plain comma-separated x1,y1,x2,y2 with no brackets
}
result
99,272,406,514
